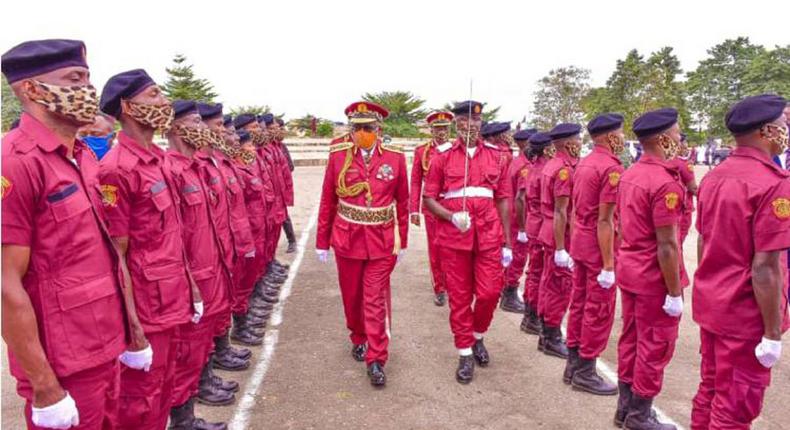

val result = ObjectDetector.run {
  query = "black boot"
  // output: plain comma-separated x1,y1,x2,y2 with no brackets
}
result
193,417,228,430
614,381,633,428
273,259,290,269
520,304,541,335
168,398,194,429
572,357,618,395
351,344,367,362
367,362,386,387
250,297,274,312
208,361,240,393
214,334,252,362
247,305,271,320
623,394,676,430
433,291,447,306
283,217,297,253
456,355,475,384
542,325,569,359
246,312,268,329
563,346,580,384
472,339,490,367
198,362,236,406
230,314,263,346
261,289,280,304
213,341,250,372
499,286,526,313
537,317,546,351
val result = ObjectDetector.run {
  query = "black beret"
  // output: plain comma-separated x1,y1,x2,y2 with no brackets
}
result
173,100,197,120
276,117,285,126
100,69,156,117
633,108,678,139
259,113,275,126
549,123,582,140
725,94,787,135
197,102,223,120
2,39,88,84
451,100,484,116
234,113,256,129
528,132,552,147
587,113,624,136
680,132,687,142
223,114,233,127
237,129,251,143
513,128,537,141
481,122,511,138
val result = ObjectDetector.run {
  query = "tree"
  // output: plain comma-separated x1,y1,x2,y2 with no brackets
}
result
316,121,334,137
531,66,591,130
2,76,22,131
685,37,765,138
163,54,218,102
229,105,271,116
742,45,790,97
361,91,428,138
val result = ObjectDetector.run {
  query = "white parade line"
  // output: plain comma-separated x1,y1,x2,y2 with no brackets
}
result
229,204,320,430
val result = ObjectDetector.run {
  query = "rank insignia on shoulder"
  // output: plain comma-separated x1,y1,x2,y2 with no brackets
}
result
329,142,353,153
664,192,679,210
771,197,790,220
383,144,404,153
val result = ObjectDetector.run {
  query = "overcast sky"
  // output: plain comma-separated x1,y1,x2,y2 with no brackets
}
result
2,0,788,123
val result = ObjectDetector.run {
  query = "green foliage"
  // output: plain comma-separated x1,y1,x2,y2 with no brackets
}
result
290,114,334,137
381,119,424,138
742,45,790,97
531,66,591,130
583,48,688,138
163,54,218,103
229,105,271,116
362,91,427,123
2,76,22,131
316,121,334,137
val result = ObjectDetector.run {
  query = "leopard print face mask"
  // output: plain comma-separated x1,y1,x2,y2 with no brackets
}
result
174,124,209,149
30,80,99,124
239,148,256,165
125,101,174,132
761,123,789,155
250,129,267,146
206,129,235,156
544,144,557,159
658,134,680,159
566,140,582,159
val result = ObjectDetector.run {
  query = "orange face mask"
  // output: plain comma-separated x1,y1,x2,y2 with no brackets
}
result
353,130,377,151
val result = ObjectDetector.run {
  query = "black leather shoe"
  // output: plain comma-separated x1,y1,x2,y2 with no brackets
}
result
456,355,475,384
247,306,271,319
193,418,228,430
273,259,290,269
265,274,287,284
434,291,447,306
542,325,569,359
211,374,240,393
367,362,386,387
623,394,676,430
213,350,250,371
197,381,235,406
230,314,263,346
472,339,490,367
246,313,267,328
261,290,280,304
286,241,297,253
351,344,367,362
250,298,274,311
168,398,194,429
214,335,252,361
499,286,526,313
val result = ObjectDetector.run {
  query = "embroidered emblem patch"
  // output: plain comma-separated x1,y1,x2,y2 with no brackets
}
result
376,164,395,181
771,198,790,220
520,168,530,178
1,176,12,200
101,184,118,207
557,168,569,181
665,192,679,210
608,172,621,187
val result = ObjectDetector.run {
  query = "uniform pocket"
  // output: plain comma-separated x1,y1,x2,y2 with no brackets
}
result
729,367,770,423
49,189,91,222
143,262,187,315
647,325,679,366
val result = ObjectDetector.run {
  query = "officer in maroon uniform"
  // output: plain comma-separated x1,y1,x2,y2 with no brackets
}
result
669,133,697,245
98,69,195,430
614,108,686,430
265,115,297,253
502,128,535,313
410,111,454,306
423,100,513,384
165,100,231,430
519,132,554,336
691,94,790,429
537,123,582,359
564,113,624,396
2,38,146,430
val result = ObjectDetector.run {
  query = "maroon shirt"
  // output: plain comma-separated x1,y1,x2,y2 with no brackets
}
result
194,150,234,268
538,151,577,249
508,153,532,233
215,153,255,260
2,114,127,378
694,146,790,339
615,154,686,296
99,132,192,333
522,156,547,239
570,145,624,267
234,159,268,245
423,139,512,252
257,146,287,224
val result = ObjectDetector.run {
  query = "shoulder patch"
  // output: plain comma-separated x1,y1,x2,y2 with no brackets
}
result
687,163,694,173
101,184,119,207
771,197,790,220
519,168,530,178
416,141,431,149
557,167,569,181
330,134,352,145
664,192,679,210
329,142,353,153
608,171,621,187
1,176,12,199
382,144,404,154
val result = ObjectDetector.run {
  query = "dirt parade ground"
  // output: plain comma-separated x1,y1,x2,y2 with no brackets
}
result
3,164,789,430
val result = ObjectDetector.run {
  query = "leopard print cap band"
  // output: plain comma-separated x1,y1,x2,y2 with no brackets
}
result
125,101,174,132
30,80,98,124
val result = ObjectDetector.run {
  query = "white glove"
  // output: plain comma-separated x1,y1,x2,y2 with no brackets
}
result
244,249,256,258
554,249,574,270
662,294,683,317
191,301,204,324
397,250,406,264
316,249,329,264
119,344,153,372
755,337,783,368
31,392,79,429
517,231,528,243
597,270,615,289
451,211,472,232
501,247,513,267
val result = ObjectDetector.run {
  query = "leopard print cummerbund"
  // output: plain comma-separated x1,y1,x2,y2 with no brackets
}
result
337,200,394,225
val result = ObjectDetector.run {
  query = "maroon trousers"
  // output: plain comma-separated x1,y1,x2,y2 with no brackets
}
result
423,213,445,294
566,261,617,359
617,290,680,398
20,360,120,430
539,251,573,326
690,328,772,430
440,246,504,349
335,255,396,366
171,314,216,408
524,240,544,308
232,255,257,314
505,235,529,287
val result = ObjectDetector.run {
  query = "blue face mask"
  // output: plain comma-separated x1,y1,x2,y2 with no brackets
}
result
81,133,114,160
